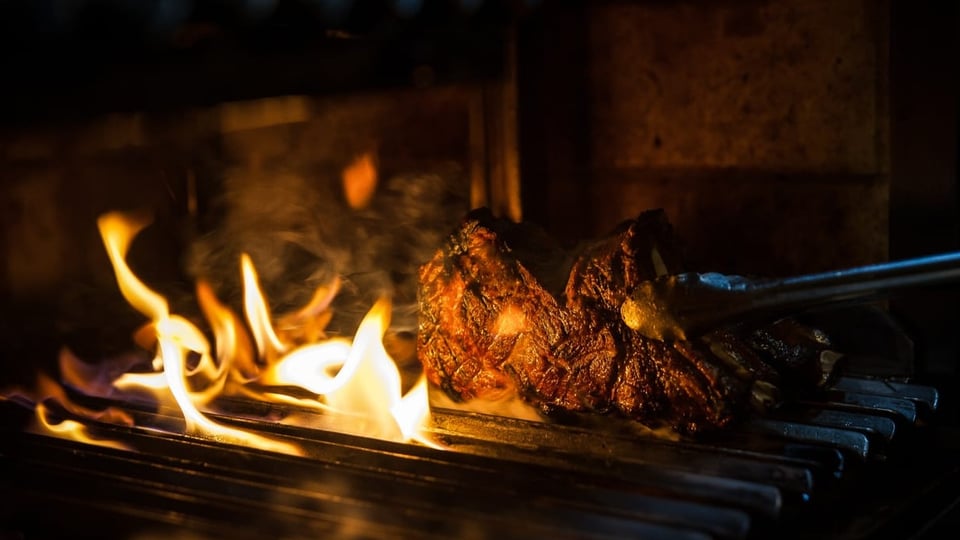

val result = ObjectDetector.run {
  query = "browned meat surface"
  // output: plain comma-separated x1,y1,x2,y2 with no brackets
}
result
418,208,833,433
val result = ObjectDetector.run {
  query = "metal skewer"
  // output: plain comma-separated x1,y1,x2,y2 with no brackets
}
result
621,251,960,342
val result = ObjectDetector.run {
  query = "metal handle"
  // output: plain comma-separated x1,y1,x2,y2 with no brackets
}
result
748,251,960,312
622,251,960,341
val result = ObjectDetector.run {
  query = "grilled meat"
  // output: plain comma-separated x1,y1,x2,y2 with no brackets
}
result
418,209,834,433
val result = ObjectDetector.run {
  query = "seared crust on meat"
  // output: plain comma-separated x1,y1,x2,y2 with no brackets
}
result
418,209,832,433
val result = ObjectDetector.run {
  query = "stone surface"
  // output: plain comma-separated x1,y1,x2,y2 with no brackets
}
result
572,0,890,276
587,0,889,174
589,171,888,277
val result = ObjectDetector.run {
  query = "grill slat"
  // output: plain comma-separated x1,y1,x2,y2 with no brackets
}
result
430,432,783,519
3,426,724,540
429,407,817,496
0,370,943,539
745,420,871,460
795,409,898,442
832,377,939,411
814,391,919,424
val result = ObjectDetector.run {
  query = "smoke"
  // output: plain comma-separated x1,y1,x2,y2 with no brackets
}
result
186,161,469,336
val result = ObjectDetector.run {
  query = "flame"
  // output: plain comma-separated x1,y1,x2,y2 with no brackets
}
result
34,402,132,451
98,212,168,321
97,211,302,456
262,339,355,394
323,299,406,439
241,253,287,360
0,371,134,450
276,277,339,344
393,376,434,445
6,209,435,454
261,298,433,442
59,347,142,399
115,371,170,392
342,152,378,210
197,280,259,383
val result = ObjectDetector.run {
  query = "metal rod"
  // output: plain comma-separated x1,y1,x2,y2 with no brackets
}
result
749,251,960,313
622,252,960,340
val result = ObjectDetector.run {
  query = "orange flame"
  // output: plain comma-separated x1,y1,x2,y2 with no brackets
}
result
34,402,132,451
5,209,435,453
197,280,259,383
0,371,134,450
241,254,287,360
32,403,130,450
342,152,378,210
394,376,434,445
97,211,302,456
260,298,433,442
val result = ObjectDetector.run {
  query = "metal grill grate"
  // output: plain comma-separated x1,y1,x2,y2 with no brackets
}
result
1,372,951,540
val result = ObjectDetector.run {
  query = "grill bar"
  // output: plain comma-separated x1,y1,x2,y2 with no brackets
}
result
429,407,812,498
831,377,939,411
789,409,898,442
6,447,662,540
806,392,919,424
0,375,942,539
2,410,739,540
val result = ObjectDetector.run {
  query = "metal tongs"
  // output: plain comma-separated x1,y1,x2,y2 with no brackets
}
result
621,251,960,342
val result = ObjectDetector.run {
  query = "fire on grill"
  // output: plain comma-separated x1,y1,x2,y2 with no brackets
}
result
3,208,434,454
3,202,849,446
0,198,948,539
1,0,958,537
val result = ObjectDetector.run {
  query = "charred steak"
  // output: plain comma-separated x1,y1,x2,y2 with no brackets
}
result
417,209,832,433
